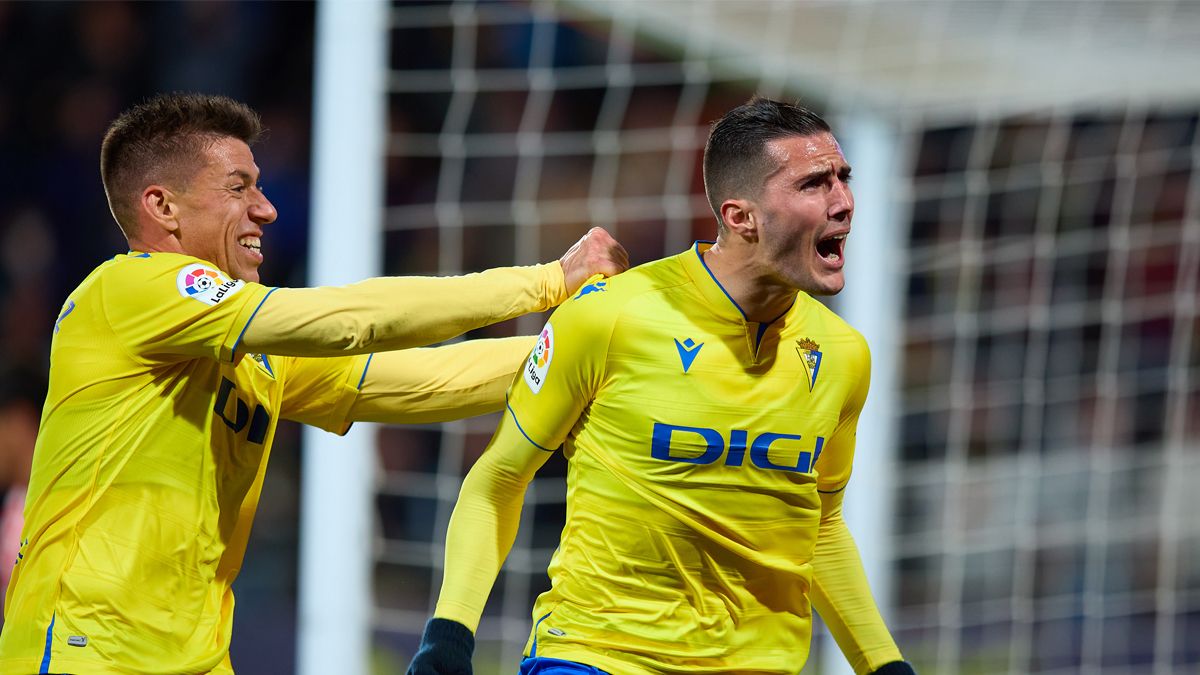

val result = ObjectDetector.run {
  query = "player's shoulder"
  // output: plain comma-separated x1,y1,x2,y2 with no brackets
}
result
546,256,688,344
94,251,239,294
77,252,263,318
68,251,169,298
90,251,212,284
798,293,870,353
560,254,690,313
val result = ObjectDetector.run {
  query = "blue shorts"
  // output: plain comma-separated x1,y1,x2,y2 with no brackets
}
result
518,656,611,675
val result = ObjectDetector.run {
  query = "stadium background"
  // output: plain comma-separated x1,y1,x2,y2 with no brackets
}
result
1,1,1198,674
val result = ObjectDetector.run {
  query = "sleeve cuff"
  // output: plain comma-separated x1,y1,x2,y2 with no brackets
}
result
871,662,916,675
324,353,372,435
424,617,475,649
221,285,276,363
544,261,568,308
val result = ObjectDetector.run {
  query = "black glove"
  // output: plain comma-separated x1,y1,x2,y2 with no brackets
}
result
871,662,916,675
407,618,475,675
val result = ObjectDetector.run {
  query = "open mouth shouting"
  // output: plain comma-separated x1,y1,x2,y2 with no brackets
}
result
816,231,847,269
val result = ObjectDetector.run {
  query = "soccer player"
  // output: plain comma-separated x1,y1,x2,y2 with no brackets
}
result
0,93,627,675
408,97,915,675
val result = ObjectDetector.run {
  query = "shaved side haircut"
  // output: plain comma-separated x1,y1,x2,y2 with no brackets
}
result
702,96,831,231
100,93,262,237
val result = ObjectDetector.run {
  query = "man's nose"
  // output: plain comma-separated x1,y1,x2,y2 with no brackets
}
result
251,189,277,224
828,180,854,221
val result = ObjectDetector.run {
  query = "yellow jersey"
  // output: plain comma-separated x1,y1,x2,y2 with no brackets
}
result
485,243,889,674
0,252,367,675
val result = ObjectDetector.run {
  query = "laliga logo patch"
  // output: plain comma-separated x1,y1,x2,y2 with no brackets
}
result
524,323,554,394
176,264,245,306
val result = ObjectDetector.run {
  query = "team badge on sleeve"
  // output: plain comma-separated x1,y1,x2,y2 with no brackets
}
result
176,264,245,306
796,337,823,391
524,323,554,394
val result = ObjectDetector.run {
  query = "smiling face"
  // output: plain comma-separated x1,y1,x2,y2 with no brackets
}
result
751,132,854,296
171,136,276,283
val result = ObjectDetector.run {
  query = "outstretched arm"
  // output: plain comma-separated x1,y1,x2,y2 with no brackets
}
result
347,336,535,424
239,227,626,357
408,262,614,675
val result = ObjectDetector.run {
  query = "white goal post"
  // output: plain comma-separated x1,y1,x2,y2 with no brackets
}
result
299,2,387,675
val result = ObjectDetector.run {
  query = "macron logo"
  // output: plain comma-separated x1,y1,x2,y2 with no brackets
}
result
674,338,704,373
575,281,607,299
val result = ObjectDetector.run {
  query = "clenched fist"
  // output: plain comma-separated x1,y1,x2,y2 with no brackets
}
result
558,227,630,295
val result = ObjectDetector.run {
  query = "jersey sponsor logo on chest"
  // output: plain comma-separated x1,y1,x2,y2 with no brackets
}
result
650,422,824,474
214,377,272,444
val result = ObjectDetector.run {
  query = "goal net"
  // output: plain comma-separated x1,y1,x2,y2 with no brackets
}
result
350,2,1200,673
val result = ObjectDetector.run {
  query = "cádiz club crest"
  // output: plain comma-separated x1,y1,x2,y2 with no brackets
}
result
796,337,823,392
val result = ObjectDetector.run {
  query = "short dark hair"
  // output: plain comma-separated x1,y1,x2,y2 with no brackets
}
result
100,93,263,237
702,96,831,229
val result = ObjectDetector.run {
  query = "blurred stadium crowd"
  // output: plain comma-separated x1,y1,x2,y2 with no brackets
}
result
0,3,315,671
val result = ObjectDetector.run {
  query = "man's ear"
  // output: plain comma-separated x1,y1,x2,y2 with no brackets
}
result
140,185,180,234
719,198,759,242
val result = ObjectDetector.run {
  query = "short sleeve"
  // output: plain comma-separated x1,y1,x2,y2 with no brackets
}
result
101,254,272,364
279,353,372,434
503,278,616,451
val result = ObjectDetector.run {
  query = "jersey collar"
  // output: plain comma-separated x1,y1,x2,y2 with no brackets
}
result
678,241,806,327
679,241,753,324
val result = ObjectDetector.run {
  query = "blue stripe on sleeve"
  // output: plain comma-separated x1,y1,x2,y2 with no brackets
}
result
356,353,374,390
231,286,279,362
39,613,54,673
506,402,556,452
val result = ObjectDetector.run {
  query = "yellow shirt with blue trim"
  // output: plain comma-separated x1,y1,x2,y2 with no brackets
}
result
0,252,368,675
441,242,900,674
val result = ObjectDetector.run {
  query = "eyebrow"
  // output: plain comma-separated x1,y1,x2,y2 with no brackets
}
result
226,169,257,182
794,165,852,186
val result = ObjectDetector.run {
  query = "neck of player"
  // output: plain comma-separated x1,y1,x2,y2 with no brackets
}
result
702,244,798,324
